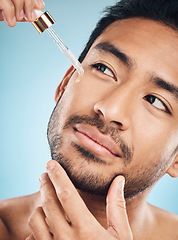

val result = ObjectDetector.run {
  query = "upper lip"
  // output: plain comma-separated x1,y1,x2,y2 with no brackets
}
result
74,124,123,158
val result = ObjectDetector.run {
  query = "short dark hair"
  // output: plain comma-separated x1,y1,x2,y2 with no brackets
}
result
78,0,178,62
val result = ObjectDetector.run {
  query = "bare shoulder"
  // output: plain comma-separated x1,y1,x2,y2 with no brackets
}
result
149,203,178,240
0,192,40,240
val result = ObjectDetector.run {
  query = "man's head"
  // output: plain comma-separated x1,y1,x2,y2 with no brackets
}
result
78,0,178,63
47,0,178,199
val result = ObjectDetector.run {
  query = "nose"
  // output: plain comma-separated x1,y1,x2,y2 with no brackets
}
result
94,85,134,130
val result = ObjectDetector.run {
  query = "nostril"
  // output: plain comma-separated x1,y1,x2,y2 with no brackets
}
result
112,120,124,130
97,109,104,117
113,120,122,126
94,99,130,131
94,104,104,116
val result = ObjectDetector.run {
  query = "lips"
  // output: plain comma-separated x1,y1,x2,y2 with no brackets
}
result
73,124,122,159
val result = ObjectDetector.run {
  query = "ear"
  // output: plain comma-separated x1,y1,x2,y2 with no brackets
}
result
55,65,75,103
166,154,178,178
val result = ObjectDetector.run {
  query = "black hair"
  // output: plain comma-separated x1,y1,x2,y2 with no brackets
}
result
78,0,178,62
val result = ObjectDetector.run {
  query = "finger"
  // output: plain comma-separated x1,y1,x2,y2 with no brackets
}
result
11,0,24,21
34,0,45,10
106,176,133,240
0,11,3,21
25,233,36,240
28,207,52,240
0,0,16,27
24,0,36,22
46,160,96,228
40,173,72,238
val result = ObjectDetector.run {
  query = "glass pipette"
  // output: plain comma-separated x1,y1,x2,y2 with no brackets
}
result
32,11,84,75
46,27,84,75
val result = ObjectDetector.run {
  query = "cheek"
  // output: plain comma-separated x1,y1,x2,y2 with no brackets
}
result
61,70,109,114
132,111,175,164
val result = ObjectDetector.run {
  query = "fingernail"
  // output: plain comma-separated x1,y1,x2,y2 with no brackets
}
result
23,15,28,21
39,173,47,182
37,0,45,6
46,161,56,171
32,10,37,20
19,9,24,19
11,16,16,26
118,176,125,191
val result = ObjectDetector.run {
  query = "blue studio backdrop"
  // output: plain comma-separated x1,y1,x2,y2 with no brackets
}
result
0,0,177,215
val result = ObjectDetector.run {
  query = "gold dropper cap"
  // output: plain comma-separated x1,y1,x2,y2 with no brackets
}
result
32,11,55,34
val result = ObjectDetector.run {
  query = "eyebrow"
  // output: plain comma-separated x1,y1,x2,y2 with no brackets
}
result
93,42,134,68
93,42,178,100
150,76,178,100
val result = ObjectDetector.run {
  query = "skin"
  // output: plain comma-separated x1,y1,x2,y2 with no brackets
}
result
0,0,45,26
47,18,178,199
0,14,178,240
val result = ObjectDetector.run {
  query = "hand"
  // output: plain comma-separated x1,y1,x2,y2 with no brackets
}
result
0,0,45,27
27,160,133,240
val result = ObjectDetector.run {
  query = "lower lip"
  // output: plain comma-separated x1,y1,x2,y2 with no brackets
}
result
73,129,117,159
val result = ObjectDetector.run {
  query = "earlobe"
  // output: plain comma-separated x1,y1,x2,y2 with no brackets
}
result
166,154,178,178
55,65,75,103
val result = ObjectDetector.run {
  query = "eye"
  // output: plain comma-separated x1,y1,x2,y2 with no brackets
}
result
144,95,171,114
91,63,116,79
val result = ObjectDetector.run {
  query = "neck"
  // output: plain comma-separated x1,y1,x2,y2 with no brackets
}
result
78,190,107,227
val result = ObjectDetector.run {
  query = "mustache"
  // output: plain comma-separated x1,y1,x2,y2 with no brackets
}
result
64,114,132,163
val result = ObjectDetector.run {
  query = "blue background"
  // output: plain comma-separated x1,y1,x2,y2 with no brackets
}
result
0,0,177,215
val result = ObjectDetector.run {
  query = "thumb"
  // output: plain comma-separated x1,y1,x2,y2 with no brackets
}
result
106,176,133,240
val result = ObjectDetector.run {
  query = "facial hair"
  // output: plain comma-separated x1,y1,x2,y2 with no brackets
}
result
47,104,170,199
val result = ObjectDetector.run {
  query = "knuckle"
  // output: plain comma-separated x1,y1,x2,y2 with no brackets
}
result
9,0,15,9
13,0,23,11
28,207,42,227
108,224,120,239
39,179,47,188
108,224,133,240
57,188,72,202
107,198,126,210
39,173,47,182
116,199,126,209
1,0,9,7
39,173,50,188
1,0,14,12
28,214,35,228
41,196,56,208
25,0,34,9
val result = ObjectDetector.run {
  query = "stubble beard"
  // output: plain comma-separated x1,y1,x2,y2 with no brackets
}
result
47,104,169,199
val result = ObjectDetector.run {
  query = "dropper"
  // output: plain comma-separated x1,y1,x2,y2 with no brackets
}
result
32,10,84,75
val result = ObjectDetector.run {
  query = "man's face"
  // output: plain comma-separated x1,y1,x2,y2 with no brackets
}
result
47,18,178,198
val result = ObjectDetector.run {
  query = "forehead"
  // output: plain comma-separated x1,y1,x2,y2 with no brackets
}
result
90,18,178,85
95,17,178,54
